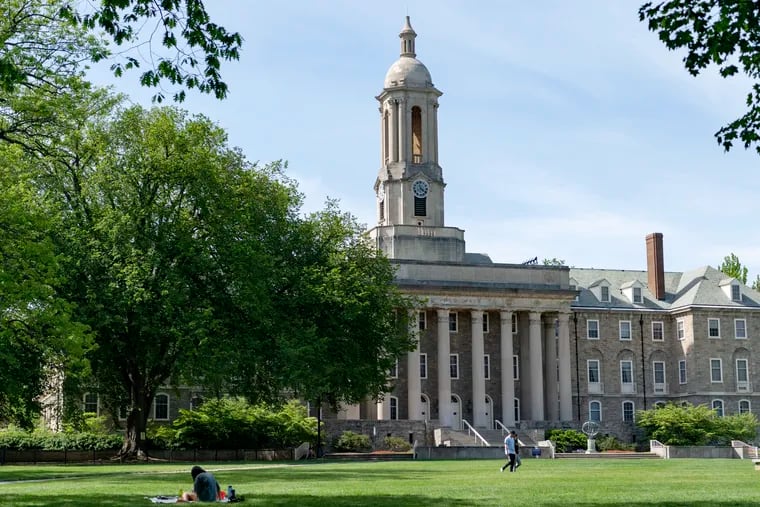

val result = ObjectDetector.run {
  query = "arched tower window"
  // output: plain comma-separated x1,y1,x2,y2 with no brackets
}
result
411,106,423,163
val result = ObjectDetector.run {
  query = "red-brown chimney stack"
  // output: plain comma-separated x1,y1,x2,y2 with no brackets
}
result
646,232,665,300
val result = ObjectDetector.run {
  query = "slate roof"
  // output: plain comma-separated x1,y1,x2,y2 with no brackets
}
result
569,265,760,311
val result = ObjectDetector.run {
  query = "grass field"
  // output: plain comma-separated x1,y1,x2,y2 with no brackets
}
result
0,458,759,506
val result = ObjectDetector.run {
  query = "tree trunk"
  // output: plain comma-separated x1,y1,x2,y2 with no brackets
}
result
119,381,153,460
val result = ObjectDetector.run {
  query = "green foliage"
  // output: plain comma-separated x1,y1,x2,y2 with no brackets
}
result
596,435,635,452
382,436,412,452
147,399,317,450
542,258,566,266
718,253,748,285
639,1,760,155
545,428,587,453
332,431,372,453
0,426,121,451
636,402,759,445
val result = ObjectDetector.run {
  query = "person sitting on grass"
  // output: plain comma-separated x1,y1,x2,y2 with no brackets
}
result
180,465,221,502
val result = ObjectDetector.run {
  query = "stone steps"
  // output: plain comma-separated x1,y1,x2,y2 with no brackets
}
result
323,451,414,461
556,452,660,459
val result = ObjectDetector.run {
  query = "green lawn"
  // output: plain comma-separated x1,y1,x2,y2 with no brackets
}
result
0,458,758,506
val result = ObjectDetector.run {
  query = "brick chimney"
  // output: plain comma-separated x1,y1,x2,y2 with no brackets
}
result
646,233,665,300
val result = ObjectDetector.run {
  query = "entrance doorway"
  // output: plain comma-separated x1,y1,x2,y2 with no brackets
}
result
485,395,494,429
451,394,462,430
420,394,430,422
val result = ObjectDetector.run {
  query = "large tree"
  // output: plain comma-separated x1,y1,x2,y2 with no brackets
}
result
0,146,90,427
639,1,760,154
718,253,749,285
1,0,241,101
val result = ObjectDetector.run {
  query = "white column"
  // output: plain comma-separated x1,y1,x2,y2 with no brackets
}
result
398,98,407,162
380,107,387,166
376,398,390,420
390,100,398,162
558,312,573,421
437,309,452,427
500,310,515,426
529,312,545,421
408,310,422,420
433,103,439,164
544,318,559,421
471,310,486,428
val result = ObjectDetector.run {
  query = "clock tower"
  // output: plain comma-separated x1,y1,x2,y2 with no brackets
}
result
368,17,466,263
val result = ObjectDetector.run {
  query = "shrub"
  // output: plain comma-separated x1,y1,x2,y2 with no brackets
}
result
383,436,411,452
0,426,122,451
333,431,371,452
546,428,587,453
147,398,318,450
596,434,634,451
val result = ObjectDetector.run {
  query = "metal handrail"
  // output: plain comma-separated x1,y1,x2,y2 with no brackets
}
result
494,419,510,436
462,419,489,447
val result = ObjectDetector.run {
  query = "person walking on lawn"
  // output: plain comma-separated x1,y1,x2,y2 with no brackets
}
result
500,430,517,472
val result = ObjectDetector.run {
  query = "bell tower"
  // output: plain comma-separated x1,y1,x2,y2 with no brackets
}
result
369,17,466,263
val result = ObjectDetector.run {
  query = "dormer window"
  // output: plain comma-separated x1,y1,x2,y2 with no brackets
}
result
719,278,742,302
621,280,645,305
601,286,610,302
633,287,642,304
590,279,611,303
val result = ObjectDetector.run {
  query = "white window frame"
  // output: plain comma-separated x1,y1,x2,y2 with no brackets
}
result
482,312,489,333
732,284,741,302
735,318,747,339
389,396,398,420
153,393,170,421
83,393,99,415
587,319,599,340
620,360,634,392
710,358,723,383
622,401,635,423
601,285,610,303
676,319,685,340
449,354,459,379
708,318,721,338
736,358,750,392
633,287,643,304
653,361,666,393
389,358,399,379
652,321,664,341
588,359,601,393
513,355,519,380
589,400,602,422
483,354,491,380
619,320,632,341
739,400,751,414
712,399,724,417
678,360,687,384
419,353,427,379
449,312,458,333
418,311,426,331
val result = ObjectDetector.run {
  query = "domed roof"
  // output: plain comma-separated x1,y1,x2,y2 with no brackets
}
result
384,57,433,88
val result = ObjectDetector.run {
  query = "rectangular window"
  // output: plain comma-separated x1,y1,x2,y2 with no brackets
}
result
418,311,426,331
450,354,459,379
449,312,458,333
482,313,489,333
740,400,751,414
633,287,643,303
737,359,749,392
678,360,687,384
732,284,741,301
389,358,398,379
588,360,602,393
710,358,723,383
677,319,685,340
590,401,602,422
118,406,128,420
413,196,426,217
708,318,720,338
512,313,518,334
601,286,610,302
587,319,599,340
735,319,747,339
419,353,427,379
483,354,491,380
620,360,634,393
83,393,98,414
619,321,631,341
652,321,664,341
712,399,724,417
390,397,398,420
513,355,519,380
653,361,666,393
622,401,635,423
154,394,169,420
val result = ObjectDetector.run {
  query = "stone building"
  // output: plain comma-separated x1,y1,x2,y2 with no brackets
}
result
331,17,760,443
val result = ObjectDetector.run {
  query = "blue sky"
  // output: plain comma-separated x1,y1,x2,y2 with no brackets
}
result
89,1,760,279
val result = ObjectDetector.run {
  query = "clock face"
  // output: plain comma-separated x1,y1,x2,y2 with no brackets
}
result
412,179,429,198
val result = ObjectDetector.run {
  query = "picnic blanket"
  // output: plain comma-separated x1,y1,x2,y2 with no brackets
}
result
146,496,240,503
